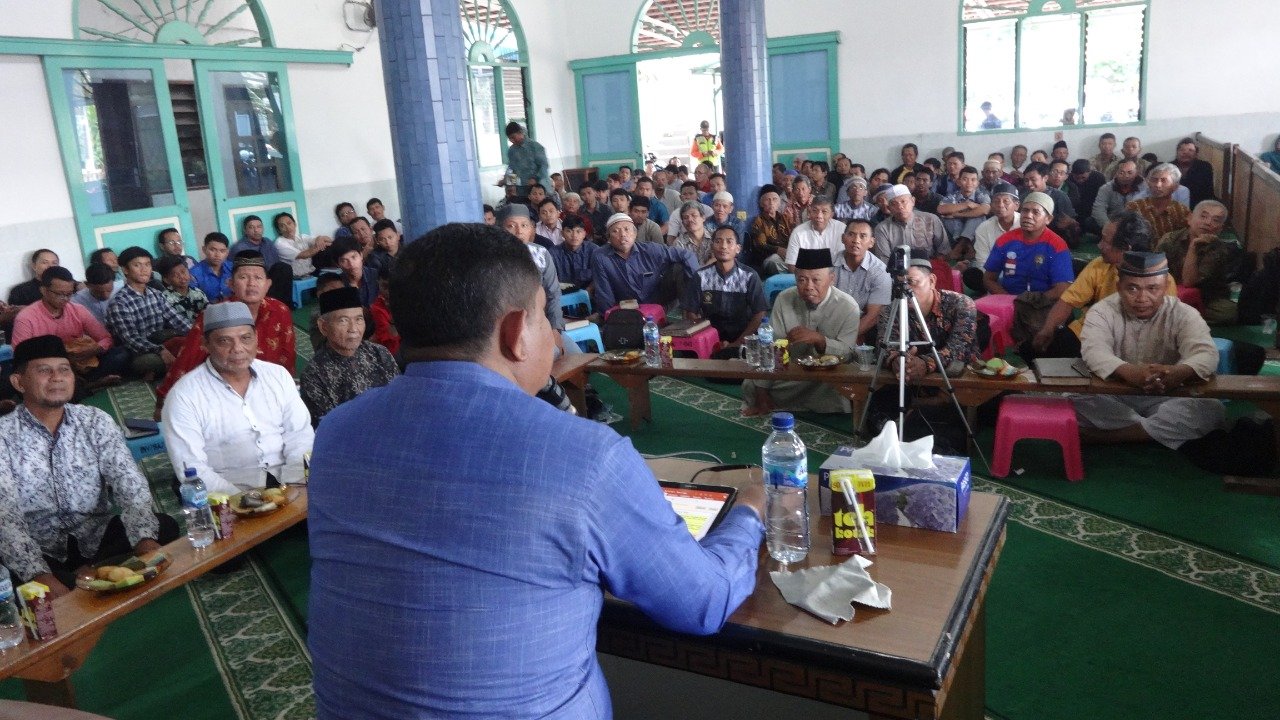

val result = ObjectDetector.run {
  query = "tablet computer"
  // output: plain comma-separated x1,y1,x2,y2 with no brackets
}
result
659,480,737,541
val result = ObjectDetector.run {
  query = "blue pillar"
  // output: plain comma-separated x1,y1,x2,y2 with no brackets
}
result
720,0,771,220
374,0,482,236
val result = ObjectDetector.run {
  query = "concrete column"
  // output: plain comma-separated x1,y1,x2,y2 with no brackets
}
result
719,0,772,218
374,0,483,237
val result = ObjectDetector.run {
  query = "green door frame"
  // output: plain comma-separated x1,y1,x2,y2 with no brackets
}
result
569,32,841,170
43,55,196,259
192,59,310,238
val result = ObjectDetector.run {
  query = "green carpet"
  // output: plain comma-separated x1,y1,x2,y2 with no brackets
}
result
6,319,1280,719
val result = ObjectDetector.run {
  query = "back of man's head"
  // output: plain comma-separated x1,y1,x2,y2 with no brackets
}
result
390,223,541,360
84,263,114,286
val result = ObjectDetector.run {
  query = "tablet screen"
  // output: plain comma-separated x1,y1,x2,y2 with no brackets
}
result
659,481,736,541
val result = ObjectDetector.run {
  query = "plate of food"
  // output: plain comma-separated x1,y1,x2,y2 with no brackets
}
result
230,487,291,516
600,350,642,364
796,354,842,371
76,552,170,594
969,358,1022,379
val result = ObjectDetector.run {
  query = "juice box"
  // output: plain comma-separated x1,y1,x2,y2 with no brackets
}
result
16,581,56,641
829,468,876,555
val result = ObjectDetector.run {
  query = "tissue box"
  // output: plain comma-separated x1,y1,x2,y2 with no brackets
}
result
819,447,971,533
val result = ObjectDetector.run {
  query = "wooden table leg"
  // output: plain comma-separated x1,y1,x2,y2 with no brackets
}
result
939,603,986,720
14,627,105,709
599,373,652,430
1223,399,1280,496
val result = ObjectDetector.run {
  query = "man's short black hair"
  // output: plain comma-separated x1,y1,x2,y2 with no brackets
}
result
31,249,57,265
85,262,114,285
709,172,726,182
537,198,558,211
812,161,829,173
504,121,524,137
242,214,263,230
1024,161,1051,177
347,215,372,230
619,165,631,172
607,173,621,183
1052,140,1068,151
772,162,786,173
157,227,180,244
367,197,383,209
635,176,654,187
680,180,698,191
846,217,874,232
592,180,609,192
677,164,689,174
483,204,495,215
1100,132,1117,142
390,223,541,360
609,188,631,200
629,196,650,211
334,202,355,218
960,165,979,177
528,182,546,191
273,211,296,233
203,232,230,248
372,218,398,235
915,166,935,180
155,255,187,279
1049,159,1070,171
902,143,918,153
561,214,585,231
40,266,74,287
851,163,865,174
947,151,966,162
88,247,115,264
1110,209,1153,252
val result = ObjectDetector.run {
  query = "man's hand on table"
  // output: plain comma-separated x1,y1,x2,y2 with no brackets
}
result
134,539,162,556
786,326,825,349
735,484,766,524
889,348,930,382
31,572,71,599
1141,363,1196,393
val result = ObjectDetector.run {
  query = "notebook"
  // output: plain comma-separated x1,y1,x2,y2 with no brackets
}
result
1032,357,1093,386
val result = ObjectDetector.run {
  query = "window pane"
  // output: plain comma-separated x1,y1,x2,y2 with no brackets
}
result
1082,6,1144,125
205,71,292,199
469,66,502,168
768,50,830,145
501,66,528,130
1018,13,1082,128
963,20,1016,131
63,68,174,215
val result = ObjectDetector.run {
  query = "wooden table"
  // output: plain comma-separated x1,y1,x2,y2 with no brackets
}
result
0,489,309,708
553,352,596,416
590,358,1280,491
597,458,1008,720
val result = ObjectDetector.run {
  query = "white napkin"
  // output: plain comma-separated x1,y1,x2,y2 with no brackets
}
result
846,421,934,470
769,556,893,624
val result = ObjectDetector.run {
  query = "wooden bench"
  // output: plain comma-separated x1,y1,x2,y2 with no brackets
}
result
0,490,310,709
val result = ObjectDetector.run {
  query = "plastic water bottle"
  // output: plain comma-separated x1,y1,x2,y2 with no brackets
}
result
642,316,661,367
756,316,774,371
179,467,216,549
762,412,810,563
0,570,23,650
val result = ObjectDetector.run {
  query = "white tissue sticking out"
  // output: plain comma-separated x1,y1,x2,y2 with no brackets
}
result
846,421,934,471
769,556,892,625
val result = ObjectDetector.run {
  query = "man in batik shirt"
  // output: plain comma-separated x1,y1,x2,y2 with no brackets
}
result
300,287,398,426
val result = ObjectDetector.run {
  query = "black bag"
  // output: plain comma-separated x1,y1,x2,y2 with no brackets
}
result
601,308,647,350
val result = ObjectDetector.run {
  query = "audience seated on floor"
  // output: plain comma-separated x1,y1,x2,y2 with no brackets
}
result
13,266,129,396
72,262,120,327
3,249,59,329
743,248,860,417
627,196,665,245
687,226,767,354
1020,162,1080,248
1127,163,1191,237
156,255,209,325
368,219,402,275
300,286,398,427
106,246,192,379
671,200,714,266
909,166,943,215
1157,200,1238,325
550,214,597,292
333,237,381,309
190,232,234,302
162,301,314,496
501,204,564,333
229,214,295,307
747,183,793,275
833,218,890,343
591,212,700,313
0,335,178,598
872,184,950,262
938,164,991,257
155,251,297,414
274,211,331,280
782,195,844,275
1024,211,1173,363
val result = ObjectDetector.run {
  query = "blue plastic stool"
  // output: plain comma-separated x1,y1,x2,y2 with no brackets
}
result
0,344,11,363
764,274,796,307
292,276,318,308
1213,337,1235,375
126,422,168,462
561,288,591,318
566,322,604,353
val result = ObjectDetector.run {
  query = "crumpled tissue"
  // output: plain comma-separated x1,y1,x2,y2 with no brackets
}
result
846,421,934,470
769,555,892,624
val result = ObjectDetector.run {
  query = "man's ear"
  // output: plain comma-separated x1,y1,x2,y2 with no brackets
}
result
9,372,23,396
496,308,529,362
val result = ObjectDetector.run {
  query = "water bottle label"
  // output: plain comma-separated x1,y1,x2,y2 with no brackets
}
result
181,484,208,508
765,460,808,488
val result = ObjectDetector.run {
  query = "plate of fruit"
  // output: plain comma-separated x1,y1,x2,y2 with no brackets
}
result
969,357,1022,379
796,354,842,370
77,552,170,594
600,350,642,364
230,487,291,516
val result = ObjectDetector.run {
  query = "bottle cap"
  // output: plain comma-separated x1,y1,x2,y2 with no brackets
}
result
770,412,795,430
183,467,197,478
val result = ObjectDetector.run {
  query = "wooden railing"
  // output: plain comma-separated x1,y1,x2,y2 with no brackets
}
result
1230,146,1280,257
1195,133,1234,206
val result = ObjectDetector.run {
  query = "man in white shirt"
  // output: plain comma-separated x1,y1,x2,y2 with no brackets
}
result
963,182,1021,293
783,196,846,271
162,302,313,495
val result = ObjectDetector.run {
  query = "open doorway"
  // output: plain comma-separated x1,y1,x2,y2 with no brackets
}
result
636,52,723,169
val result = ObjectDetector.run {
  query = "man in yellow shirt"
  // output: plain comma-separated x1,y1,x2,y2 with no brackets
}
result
690,120,722,168
1024,210,1175,362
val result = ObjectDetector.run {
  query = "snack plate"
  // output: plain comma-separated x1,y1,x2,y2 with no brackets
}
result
796,356,842,371
76,552,170,594
970,363,1023,380
600,351,642,365
230,489,292,516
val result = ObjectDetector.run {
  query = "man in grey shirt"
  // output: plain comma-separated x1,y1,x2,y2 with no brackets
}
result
834,218,891,342
872,185,951,262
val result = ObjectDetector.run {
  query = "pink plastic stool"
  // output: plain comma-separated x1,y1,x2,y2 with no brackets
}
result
671,325,720,359
991,396,1085,481
603,303,667,326
974,294,1016,359
1177,286,1205,312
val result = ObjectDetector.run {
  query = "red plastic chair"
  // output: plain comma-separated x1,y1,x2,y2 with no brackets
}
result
670,325,720,359
974,293,1016,360
991,396,1085,482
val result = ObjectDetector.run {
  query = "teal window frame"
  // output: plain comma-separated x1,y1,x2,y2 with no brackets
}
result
957,0,1151,135
461,0,535,171
569,32,840,169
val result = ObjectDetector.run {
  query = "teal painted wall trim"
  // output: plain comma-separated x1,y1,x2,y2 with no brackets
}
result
71,0,277,47
0,37,351,65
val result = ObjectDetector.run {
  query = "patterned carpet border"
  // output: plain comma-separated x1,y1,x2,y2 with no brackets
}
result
648,376,1280,615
